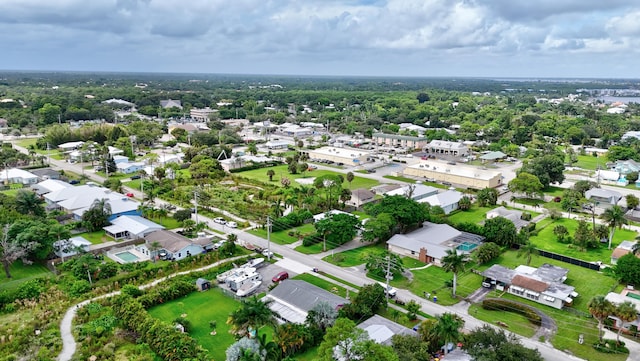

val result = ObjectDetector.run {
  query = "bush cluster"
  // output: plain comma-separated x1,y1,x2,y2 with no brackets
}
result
271,209,313,232
138,279,196,309
593,339,629,354
482,299,542,326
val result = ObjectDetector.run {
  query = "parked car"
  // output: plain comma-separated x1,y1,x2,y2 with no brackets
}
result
212,240,226,250
213,217,226,224
125,192,134,197
227,221,238,228
69,180,80,185
272,271,289,283
130,175,141,180
262,249,274,258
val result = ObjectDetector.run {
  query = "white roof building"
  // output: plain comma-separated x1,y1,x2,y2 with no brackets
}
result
0,168,39,185
32,179,72,195
419,190,464,214
53,236,92,258
383,184,439,201
104,215,164,239
58,141,84,150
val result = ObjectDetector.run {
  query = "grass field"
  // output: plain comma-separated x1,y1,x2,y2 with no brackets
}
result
468,303,537,338
322,244,386,267
0,260,51,291
447,205,497,225
249,223,316,245
575,154,605,171
148,288,243,361
391,265,482,306
77,230,109,244
238,165,379,189
529,217,637,263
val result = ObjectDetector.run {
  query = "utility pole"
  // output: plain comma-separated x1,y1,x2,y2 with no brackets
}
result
266,216,272,260
193,190,199,225
385,255,391,303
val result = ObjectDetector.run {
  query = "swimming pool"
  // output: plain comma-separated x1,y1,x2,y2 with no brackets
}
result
457,242,478,252
115,251,140,263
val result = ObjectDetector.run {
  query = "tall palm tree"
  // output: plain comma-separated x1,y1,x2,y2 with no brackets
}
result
434,313,464,354
613,301,637,344
601,205,627,249
517,241,539,266
588,295,614,342
441,249,468,297
227,296,278,338
15,189,44,217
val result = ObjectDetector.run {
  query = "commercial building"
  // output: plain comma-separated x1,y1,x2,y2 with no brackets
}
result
190,107,218,121
426,140,469,157
403,160,502,189
305,146,371,165
372,133,429,150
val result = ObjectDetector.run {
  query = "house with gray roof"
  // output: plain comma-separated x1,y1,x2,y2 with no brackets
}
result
139,230,204,261
357,315,415,345
585,188,622,206
347,188,376,208
104,215,164,240
263,280,348,324
479,151,507,161
482,264,578,309
387,222,484,265
32,179,72,196
383,183,439,201
419,190,464,214
160,99,182,109
485,206,530,230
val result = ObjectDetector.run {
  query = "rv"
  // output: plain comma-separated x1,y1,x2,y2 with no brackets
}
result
227,268,263,292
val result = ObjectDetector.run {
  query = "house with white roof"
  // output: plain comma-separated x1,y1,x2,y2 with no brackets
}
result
279,125,313,138
419,190,464,214
160,99,182,109
57,141,84,151
356,315,415,345
53,236,92,259
383,184,439,201
387,222,484,265
116,161,146,174
312,209,352,223
45,183,140,220
486,206,530,230
264,140,291,150
482,264,578,309
31,179,72,196
113,155,129,164
104,215,164,240
0,168,39,185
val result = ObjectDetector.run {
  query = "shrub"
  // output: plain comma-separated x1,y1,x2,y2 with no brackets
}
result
302,234,321,247
16,279,45,300
521,212,532,221
69,280,92,297
121,284,143,298
482,299,542,326
593,339,629,354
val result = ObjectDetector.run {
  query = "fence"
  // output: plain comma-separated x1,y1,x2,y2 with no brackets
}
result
537,249,601,271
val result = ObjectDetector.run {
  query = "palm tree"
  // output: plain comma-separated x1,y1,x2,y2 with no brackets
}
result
267,169,275,182
588,295,614,342
441,249,467,297
613,301,637,344
148,241,162,263
434,313,464,354
517,241,538,266
227,296,278,338
601,205,627,249
346,172,354,189
15,189,44,217
274,323,305,357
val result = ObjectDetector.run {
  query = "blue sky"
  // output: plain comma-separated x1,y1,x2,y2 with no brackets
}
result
0,0,639,78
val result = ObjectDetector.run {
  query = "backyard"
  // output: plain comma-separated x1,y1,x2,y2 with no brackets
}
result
148,287,243,361
0,260,51,291
249,223,316,245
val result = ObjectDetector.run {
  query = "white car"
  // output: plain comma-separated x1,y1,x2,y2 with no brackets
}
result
262,249,274,258
227,221,238,228
213,217,226,225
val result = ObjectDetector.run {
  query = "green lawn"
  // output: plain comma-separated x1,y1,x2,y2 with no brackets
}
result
0,260,51,291
543,186,566,197
148,287,242,361
575,154,605,171
447,205,496,225
529,217,637,263
382,175,415,183
238,165,379,189
468,303,537,338
295,241,330,254
249,223,316,245
322,244,386,267
123,179,142,190
391,265,482,306
292,273,350,299
77,230,109,244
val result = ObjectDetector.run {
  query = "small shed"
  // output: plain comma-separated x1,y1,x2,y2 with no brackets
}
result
196,278,211,291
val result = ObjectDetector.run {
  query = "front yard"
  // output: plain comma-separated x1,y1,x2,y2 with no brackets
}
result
238,165,380,189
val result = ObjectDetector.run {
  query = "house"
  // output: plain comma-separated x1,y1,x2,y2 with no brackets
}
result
139,230,204,261
113,155,129,164
45,183,140,220
347,188,376,208
479,151,507,162
263,280,348,324
605,291,640,331
595,170,620,183
622,131,640,142
279,125,314,138
383,184,439,201
482,264,578,309
264,140,291,150
116,161,146,174
220,155,273,172
356,315,415,345
426,140,469,157
0,168,39,185
160,99,183,109
32,179,72,196
313,209,353,222
103,215,165,240
611,241,638,265
53,236,92,258
108,146,124,156
387,222,484,265
30,168,61,181
585,188,622,205
612,159,640,175
403,160,502,189
485,206,530,230
419,190,464,214
57,141,84,151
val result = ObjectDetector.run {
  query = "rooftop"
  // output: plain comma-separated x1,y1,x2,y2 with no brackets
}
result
357,315,414,345
406,160,501,180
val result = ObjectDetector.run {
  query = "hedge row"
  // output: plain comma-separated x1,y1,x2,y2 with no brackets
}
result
138,278,196,309
482,299,542,326
229,161,283,173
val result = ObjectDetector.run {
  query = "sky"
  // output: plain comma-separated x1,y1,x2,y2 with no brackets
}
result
1,0,639,78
